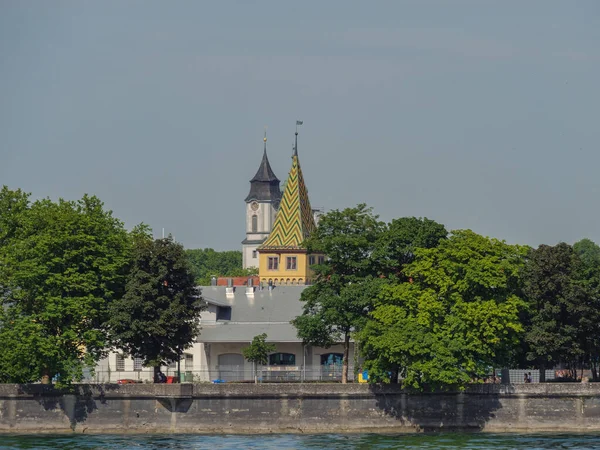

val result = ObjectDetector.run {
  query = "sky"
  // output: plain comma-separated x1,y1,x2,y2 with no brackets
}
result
1,1,599,250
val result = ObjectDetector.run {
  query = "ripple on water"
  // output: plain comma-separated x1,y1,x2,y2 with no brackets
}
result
2,433,600,450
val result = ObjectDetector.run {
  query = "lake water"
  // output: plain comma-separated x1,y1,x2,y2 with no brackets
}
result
1,434,600,449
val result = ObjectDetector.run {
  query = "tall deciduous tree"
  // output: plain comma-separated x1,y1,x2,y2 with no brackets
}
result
373,217,448,279
360,230,527,390
242,333,276,383
0,190,130,384
573,239,600,380
108,234,204,381
292,204,385,383
521,243,583,381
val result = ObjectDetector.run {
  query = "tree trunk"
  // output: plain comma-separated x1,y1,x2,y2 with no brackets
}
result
390,366,399,384
342,333,350,384
41,368,51,385
539,364,546,383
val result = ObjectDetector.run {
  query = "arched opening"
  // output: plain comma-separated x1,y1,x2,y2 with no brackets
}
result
291,278,296,284
218,353,245,382
273,278,278,285
286,278,290,284
251,215,258,233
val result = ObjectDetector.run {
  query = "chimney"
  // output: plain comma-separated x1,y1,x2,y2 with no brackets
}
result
246,277,255,297
226,278,235,298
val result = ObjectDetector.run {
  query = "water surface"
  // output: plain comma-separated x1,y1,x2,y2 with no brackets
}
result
2,433,600,449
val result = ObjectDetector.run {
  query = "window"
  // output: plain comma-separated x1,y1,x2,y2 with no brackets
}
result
168,360,177,369
217,305,232,321
318,255,325,265
321,353,344,366
115,354,125,371
133,357,143,371
268,257,279,270
269,353,296,366
251,215,258,233
286,256,297,270
184,353,194,371
309,255,316,265
252,250,257,258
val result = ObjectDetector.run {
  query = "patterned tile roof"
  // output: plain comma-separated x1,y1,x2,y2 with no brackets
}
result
259,153,316,250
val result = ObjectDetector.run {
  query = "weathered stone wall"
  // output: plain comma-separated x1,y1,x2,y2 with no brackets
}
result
1,383,600,433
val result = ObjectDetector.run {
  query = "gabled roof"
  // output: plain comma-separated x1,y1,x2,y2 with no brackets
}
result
259,150,316,250
199,285,306,342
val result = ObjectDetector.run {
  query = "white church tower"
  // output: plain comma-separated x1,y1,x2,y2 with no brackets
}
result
242,132,282,269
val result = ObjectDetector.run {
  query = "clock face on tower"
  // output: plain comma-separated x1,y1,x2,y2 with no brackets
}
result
251,202,259,211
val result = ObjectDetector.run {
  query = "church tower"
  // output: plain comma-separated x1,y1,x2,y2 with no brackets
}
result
242,132,282,269
258,124,321,285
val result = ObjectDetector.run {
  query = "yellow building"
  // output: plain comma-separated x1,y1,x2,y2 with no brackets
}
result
258,129,321,285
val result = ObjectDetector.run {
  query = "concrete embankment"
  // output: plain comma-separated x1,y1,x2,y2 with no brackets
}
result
1,383,600,433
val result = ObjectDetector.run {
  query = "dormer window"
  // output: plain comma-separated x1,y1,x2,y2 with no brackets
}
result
217,306,231,321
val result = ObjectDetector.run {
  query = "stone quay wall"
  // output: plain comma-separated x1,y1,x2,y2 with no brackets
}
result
1,383,600,434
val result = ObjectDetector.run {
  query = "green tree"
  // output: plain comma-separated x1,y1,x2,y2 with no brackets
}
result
0,191,130,384
292,204,385,383
242,333,276,383
373,216,448,279
185,248,250,284
521,243,585,381
360,230,527,390
108,235,204,381
573,239,600,380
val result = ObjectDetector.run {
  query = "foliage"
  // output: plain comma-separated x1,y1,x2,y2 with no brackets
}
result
185,248,251,284
360,230,527,390
293,204,385,383
242,333,276,366
521,243,584,376
242,333,275,383
0,188,130,384
373,216,448,279
573,239,600,381
108,235,204,373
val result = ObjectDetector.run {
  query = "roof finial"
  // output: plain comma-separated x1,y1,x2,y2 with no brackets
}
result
263,126,268,153
294,120,303,156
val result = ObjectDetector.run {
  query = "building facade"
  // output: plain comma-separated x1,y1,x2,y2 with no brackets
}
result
94,126,350,384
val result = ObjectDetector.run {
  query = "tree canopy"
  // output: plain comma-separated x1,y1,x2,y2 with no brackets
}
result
242,333,276,383
185,248,255,284
108,234,204,378
0,189,130,384
360,230,527,389
293,204,384,383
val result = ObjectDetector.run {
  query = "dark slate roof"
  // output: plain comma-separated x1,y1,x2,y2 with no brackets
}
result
245,150,282,202
198,285,306,343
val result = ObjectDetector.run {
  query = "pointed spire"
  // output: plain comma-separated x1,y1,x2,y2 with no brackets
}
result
259,125,316,250
245,131,282,202
250,130,278,183
294,120,303,156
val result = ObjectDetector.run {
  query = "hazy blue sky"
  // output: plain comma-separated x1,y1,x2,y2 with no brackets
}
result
1,1,599,250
